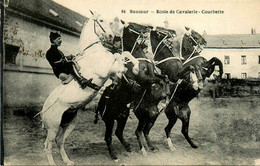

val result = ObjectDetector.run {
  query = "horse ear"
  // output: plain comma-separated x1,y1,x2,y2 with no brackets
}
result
185,26,190,31
121,20,129,27
185,26,192,36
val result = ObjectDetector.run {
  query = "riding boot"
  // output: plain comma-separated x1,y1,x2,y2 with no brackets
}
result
72,63,92,89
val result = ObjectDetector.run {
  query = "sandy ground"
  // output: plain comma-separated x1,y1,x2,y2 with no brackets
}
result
3,96,260,165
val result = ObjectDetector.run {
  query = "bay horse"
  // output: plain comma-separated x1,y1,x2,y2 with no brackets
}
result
38,14,139,165
121,23,201,156
150,26,223,150
94,22,168,161
120,22,174,156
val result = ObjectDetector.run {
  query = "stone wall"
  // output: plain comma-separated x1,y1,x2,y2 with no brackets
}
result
3,13,81,108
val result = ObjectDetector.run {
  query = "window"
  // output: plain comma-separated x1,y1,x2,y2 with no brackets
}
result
241,55,247,65
224,55,230,65
5,44,20,65
258,55,260,64
241,73,247,79
222,40,228,45
225,73,231,79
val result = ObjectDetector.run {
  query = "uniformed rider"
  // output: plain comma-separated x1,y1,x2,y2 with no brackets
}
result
46,31,92,89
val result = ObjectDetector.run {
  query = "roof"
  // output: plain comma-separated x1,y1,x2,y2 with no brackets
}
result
6,0,88,34
204,34,260,48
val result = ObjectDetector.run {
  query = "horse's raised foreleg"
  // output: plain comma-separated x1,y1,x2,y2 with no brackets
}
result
104,120,118,161
203,57,223,79
179,105,198,148
56,109,79,165
164,111,178,151
115,112,131,152
135,119,147,156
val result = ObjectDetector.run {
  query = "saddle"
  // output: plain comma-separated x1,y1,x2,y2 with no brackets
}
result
59,73,74,85
58,60,81,85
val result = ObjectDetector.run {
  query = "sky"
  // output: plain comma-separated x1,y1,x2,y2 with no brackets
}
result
53,0,260,35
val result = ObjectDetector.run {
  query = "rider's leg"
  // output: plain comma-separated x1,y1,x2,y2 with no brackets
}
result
70,61,92,89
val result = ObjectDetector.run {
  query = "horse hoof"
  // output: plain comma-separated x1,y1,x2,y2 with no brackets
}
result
141,151,147,157
141,148,147,157
66,160,75,165
114,159,120,163
149,146,158,152
127,151,134,157
149,146,155,151
192,144,198,149
169,146,176,151
111,155,118,162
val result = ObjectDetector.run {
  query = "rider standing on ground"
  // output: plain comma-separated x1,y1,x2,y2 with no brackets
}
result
46,31,92,89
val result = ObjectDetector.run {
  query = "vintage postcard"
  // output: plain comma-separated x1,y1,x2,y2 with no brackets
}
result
1,0,260,165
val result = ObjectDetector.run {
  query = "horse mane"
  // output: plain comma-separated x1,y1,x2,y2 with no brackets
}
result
127,22,153,32
79,18,101,53
156,26,176,36
122,23,151,58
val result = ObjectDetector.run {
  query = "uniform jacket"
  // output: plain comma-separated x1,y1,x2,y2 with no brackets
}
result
46,45,73,78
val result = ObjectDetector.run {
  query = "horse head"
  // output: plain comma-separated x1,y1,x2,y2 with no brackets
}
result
149,27,184,82
181,27,207,61
79,11,114,53
148,80,168,103
150,27,177,60
122,22,152,58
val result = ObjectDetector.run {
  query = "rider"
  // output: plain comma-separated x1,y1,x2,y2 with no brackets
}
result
46,31,92,89
110,36,122,54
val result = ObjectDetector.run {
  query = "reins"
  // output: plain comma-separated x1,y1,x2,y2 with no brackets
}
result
159,78,182,114
154,35,168,56
133,89,147,111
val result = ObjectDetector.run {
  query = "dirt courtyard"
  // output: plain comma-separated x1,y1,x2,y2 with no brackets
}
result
3,96,260,165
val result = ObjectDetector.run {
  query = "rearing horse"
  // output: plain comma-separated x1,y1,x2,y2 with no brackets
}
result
38,14,138,165
152,27,223,150
122,22,172,156
94,22,168,161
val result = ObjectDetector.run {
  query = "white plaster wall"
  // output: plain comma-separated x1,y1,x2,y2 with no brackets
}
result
3,14,82,108
201,48,260,79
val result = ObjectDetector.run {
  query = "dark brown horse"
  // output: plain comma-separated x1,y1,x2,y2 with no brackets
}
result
122,22,174,156
150,27,223,150
94,22,167,161
118,23,201,156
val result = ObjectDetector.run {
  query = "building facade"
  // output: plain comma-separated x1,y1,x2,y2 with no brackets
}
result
201,32,260,79
2,0,87,108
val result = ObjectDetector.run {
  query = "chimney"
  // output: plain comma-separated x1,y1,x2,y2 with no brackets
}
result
251,28,256,35
203,30,207,36
164,18,168,28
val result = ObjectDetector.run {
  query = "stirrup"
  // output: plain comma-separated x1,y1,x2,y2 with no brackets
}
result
80,78,93,89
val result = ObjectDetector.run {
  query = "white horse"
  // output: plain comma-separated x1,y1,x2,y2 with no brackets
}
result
39,14,138,165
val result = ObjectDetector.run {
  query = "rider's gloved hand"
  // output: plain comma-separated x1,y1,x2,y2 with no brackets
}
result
66,55,75,60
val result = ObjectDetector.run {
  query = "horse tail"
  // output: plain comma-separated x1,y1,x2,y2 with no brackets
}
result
213,57,223,78
34,85,66,119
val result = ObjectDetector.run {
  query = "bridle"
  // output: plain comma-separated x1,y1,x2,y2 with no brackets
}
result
126,27,150,54
183,31,205,63
152,29,182,66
